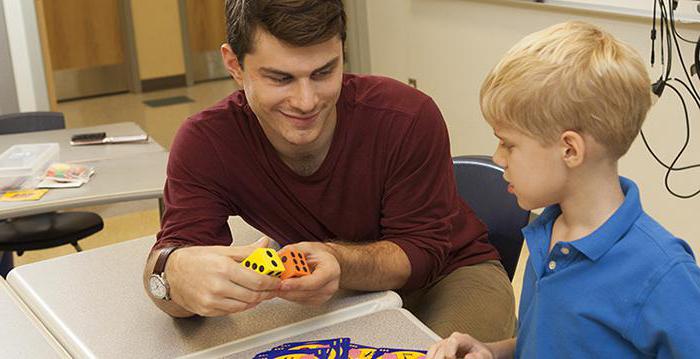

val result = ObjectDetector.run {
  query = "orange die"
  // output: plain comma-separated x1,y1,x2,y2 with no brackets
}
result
278,248,311,280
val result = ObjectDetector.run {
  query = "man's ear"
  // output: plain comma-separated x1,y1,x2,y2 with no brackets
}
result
221,43,244,87
559,130,586,168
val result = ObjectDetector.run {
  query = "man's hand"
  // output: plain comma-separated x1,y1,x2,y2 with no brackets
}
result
427,332,495,359
275,241,341,306
165,238,281,317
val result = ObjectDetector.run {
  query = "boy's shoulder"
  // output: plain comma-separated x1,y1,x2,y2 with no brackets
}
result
629,212,695,266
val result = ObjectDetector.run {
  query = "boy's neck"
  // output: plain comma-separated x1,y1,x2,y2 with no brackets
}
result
549,167,625,251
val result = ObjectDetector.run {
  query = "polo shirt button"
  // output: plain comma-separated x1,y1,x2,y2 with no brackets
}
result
561,247,570,255
548,261,557,270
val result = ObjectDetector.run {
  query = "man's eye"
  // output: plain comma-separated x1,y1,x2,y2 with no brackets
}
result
312,70,332,79
271,76,291,83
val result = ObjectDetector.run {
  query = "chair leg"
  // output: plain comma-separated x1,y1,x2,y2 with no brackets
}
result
158,197,165,224
0,251,14,278
71,242,83,252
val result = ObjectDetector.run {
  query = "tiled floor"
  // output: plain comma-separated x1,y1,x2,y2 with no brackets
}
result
59,79,239,150
12,78,528,311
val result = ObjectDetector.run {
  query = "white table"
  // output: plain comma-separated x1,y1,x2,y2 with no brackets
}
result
6,236,403,358
190,308,440,359
0,122,164,163
0,278,69,358
0,151,168,220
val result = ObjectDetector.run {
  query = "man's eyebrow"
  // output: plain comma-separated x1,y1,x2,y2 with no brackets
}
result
258,68,291,77
313,57,340,72
259,57,340,77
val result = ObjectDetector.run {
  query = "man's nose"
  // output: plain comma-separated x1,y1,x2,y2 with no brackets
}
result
290,79,319,113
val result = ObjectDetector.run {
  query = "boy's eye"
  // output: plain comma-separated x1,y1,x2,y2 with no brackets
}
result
499,141,514,151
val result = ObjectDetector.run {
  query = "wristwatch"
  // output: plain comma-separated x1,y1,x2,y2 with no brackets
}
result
148,246,181,301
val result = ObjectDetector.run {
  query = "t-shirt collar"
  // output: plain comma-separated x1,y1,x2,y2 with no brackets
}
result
522,176,643,263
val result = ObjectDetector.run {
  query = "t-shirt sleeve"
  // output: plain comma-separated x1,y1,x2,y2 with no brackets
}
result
154,119,236,250
381,98,458,291
629,260,700,358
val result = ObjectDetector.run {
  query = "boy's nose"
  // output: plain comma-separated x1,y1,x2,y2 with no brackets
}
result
492,147,507,168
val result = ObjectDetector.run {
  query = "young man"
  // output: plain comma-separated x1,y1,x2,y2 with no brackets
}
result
427,21,700,358
143,0,515,340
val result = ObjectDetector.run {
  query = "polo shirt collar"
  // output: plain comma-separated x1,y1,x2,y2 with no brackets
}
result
522,177,643,264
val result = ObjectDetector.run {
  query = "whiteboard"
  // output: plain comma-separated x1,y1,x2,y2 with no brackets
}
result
543,0,700,22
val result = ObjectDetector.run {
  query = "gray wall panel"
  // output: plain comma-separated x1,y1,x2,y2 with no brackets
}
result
0,1,19,115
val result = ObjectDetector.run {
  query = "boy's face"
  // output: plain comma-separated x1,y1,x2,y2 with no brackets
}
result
491,124,568,210
222,28,344,152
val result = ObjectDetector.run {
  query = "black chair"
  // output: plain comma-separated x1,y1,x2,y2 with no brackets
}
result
453,155,530,281
0,112,104,277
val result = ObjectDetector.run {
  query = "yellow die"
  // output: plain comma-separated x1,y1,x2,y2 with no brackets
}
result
240,248,286,277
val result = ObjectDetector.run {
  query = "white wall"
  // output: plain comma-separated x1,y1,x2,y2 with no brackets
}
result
546,0,700,22
364,0,700,255
2,0,49,112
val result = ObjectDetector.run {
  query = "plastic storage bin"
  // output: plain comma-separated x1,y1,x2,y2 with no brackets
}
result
0,143,59,191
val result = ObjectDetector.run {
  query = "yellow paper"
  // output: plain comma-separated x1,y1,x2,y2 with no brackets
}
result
1,189,49,201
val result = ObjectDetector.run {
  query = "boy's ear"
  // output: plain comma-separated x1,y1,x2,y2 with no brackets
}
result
221,43,244,87
559,130,586,168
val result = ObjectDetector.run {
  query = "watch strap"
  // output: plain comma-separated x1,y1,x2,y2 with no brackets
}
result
153,246,180,275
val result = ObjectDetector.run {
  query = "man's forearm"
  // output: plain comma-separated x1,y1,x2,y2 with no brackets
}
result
325,240,411,291
143,249,195,318
488,338,517,359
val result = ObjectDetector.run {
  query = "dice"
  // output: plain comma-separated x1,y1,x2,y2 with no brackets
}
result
278,248,311,280
240,248,286,277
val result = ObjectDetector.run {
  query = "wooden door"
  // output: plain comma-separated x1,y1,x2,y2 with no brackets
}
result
39,0,130,100
184,0,227,82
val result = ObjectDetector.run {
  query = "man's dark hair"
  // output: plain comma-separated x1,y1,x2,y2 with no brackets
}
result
225,0,346,65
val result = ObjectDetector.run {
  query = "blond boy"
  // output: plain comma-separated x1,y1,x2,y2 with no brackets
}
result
428,21,700,358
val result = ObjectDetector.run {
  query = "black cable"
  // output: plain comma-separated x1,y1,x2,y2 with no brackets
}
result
660,3,666,67
659,0,674,80
666,0,698,44
643,0,700,198
659,82,699,198
642,80,700,172
651,0,657,66
667,0,700,102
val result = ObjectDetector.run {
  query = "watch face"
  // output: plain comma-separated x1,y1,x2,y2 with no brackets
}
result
149,275,167,299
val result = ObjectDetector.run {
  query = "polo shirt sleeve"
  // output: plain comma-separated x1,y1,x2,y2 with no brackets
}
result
154,119,236,250
381,98,456,290
629,260,700,358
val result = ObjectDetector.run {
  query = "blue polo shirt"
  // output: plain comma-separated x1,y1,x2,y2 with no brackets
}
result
516,177,700,358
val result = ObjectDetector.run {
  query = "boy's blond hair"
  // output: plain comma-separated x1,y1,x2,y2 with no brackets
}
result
480,21,652,158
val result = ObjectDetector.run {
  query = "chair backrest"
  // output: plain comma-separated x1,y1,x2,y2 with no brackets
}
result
453,155,530,281
0,112,65,135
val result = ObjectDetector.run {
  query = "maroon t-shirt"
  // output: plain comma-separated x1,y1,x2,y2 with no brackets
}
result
155,74,498,291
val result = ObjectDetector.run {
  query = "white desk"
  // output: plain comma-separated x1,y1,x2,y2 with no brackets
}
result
0,122,164,163
0,278,69,358
6,236,403,358
0,151,168,220
191,308,440,359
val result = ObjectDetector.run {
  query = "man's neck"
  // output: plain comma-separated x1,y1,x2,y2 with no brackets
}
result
279,147,331,176
550,167,624,251
275,109,337,177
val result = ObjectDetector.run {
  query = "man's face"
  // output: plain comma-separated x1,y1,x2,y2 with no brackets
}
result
491,124,568,211
223,29,344,154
